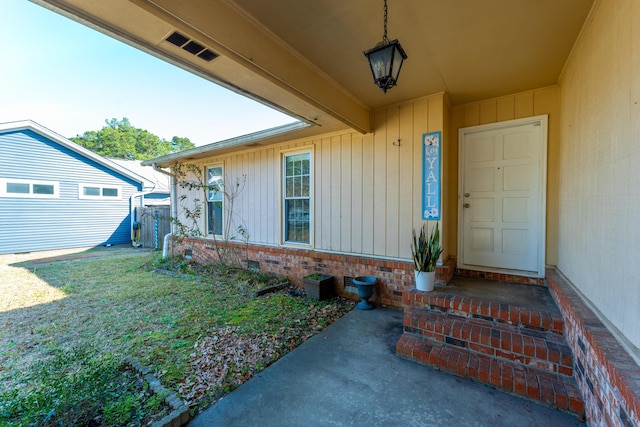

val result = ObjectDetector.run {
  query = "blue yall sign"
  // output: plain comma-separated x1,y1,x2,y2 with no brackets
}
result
422,131,441,220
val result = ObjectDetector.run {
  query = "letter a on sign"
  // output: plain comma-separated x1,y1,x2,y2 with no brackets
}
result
422,131,441,220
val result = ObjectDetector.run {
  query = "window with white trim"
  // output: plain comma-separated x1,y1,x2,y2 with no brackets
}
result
206,165,224,236
78,184,121,199
0,178,59,198
283,151,311,244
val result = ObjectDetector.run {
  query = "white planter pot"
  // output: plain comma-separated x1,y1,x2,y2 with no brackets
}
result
414,270,436,292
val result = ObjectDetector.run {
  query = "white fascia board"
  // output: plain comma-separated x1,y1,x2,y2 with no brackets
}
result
141,121,310,167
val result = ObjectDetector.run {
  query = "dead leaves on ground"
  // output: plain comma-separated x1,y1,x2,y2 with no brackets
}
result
178,326,276,402
179,299,354,404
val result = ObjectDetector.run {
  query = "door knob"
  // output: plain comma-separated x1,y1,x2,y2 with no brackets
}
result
464,203,470,208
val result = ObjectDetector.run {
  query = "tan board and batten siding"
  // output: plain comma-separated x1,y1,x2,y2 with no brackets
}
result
178,93,447,262
177,89,560,267
557,0,640,348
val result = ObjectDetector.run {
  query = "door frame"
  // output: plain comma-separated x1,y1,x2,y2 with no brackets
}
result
457,115,548,277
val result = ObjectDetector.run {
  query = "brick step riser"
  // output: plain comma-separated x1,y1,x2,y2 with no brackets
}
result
404,310,574,376
403,289,566,336
396,334,585,417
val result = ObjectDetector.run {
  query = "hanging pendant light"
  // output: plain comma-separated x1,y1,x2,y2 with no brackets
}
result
363,0,407,93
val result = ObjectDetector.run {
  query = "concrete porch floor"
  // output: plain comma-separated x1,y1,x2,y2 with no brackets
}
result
189,302,584,426
435,276,560,313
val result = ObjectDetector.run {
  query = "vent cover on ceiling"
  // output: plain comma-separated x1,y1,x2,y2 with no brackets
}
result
165,31,218,62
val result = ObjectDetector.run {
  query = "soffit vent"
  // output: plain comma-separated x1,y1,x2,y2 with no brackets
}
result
165,31,218,62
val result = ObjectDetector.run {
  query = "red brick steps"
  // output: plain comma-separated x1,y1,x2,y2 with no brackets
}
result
402,288,566,335
396,335,585,415
403,308,574,376
397,286,585,417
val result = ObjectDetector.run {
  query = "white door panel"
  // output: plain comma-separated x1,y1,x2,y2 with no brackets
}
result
459,116,547,276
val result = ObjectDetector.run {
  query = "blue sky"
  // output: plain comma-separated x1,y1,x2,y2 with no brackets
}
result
0,1,296,147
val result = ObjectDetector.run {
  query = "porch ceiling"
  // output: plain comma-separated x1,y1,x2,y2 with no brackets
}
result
34,0,593,135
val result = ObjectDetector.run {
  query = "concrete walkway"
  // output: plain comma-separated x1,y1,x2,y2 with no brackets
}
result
189,307,585,427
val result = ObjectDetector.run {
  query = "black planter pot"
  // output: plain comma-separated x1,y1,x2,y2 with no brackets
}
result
353,276,376,310
303,274,334,301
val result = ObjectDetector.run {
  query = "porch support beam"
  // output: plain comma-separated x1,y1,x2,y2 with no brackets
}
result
35,0,372,134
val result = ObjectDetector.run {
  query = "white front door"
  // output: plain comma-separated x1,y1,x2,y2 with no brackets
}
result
458,116,547,277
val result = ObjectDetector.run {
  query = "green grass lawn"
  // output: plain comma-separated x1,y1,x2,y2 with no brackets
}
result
0,248,354,426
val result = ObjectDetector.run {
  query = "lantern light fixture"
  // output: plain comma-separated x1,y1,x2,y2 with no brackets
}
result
363,0,407,93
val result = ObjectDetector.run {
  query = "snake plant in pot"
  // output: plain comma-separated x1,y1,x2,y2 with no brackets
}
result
410,222,443,291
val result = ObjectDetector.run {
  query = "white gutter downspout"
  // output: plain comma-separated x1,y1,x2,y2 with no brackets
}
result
152,163,177,259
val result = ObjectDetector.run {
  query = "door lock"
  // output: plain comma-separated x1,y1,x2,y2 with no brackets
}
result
464,193,470,197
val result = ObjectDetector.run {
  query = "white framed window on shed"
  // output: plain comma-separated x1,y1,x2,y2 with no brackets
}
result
206,165,224,236
282,151,312,245
0,178,59,198
78,184,121,200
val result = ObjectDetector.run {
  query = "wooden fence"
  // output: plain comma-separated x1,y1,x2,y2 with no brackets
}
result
136,206,171,250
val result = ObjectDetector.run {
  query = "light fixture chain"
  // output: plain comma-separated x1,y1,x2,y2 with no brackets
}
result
383,0,388,43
